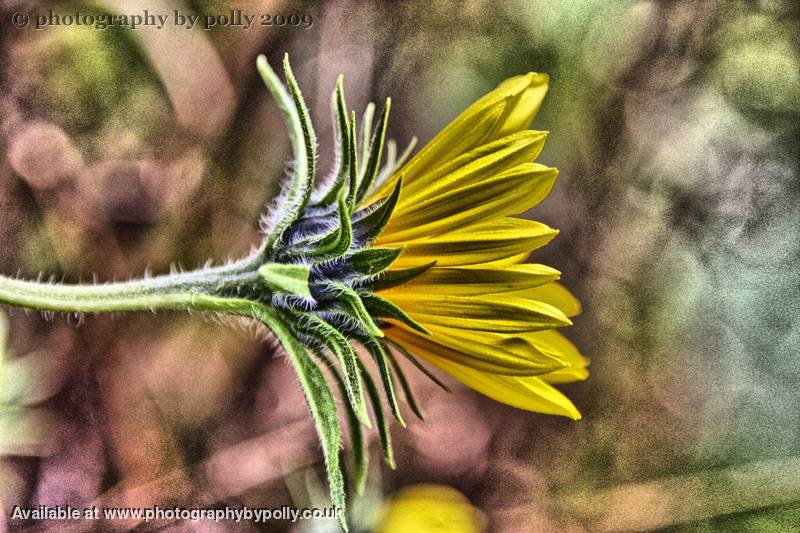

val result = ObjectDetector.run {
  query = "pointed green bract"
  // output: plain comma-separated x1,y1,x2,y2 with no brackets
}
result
359,361,395,469
317,76,351,207
351,177,403,245
366,260,436,292
357,101,391,204
346,111,360,210
361,293,429,334
326,282,383,337
300,311,370,427
258,263,312,299
347,248,403,277
384,337,452,393
314,349,368,496
383,346,425,420
282,54,317,209
358,336,405,427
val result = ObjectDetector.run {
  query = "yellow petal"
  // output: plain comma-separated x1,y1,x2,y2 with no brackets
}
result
380,163,558,242
524,330,590,384
420,353,581,419
514,282,582,317
381,263,561,296
482,251,532,267
385,325,566,376
489,73,550,138
370,72,549,201
384,218,559,267
384,292,572,333
391,131,548,205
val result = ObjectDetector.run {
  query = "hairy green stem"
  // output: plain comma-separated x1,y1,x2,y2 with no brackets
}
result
0,258,264,314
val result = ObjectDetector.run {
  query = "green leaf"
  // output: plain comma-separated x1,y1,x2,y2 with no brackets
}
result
360,293,429,335
383,346,425,420
351,177,403,245
365,260,436,292
314,349,368,496
299,312,370,427
326,282,383,337
347,248,403,277
356,100,391,204
255,55,314,254
248,304,347,531
357,336,405,427
258,263,312,298
359,361,395,469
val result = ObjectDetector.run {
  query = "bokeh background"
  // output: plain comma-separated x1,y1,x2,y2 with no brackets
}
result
1,0,799,531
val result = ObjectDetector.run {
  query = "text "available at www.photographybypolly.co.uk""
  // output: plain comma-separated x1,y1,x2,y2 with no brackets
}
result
10,504,342,524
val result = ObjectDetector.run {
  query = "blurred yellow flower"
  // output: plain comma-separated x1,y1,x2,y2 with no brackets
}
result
376,484,485,533
371,73,588,419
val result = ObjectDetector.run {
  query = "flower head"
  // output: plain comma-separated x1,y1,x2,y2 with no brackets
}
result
251,54,588,522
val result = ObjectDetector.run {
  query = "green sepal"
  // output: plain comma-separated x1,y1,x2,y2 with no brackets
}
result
248,304,347,530
351,177,402,245
255,55,314,254
365,260,435,292
346,248,403,277
326,282,383,338
258,263,312,299
360,293,429,335
358,360,396,469
357,336,405,427
383,345,425,420
288,191,352,260
314,349,368,496
316,76,351,207
384,337,452,393
298,311,370,428
356,100,391,204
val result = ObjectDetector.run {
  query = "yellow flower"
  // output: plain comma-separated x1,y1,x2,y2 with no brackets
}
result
376,484,485,533
369,73,588,419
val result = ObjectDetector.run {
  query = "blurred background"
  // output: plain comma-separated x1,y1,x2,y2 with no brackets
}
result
1,0,798,531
